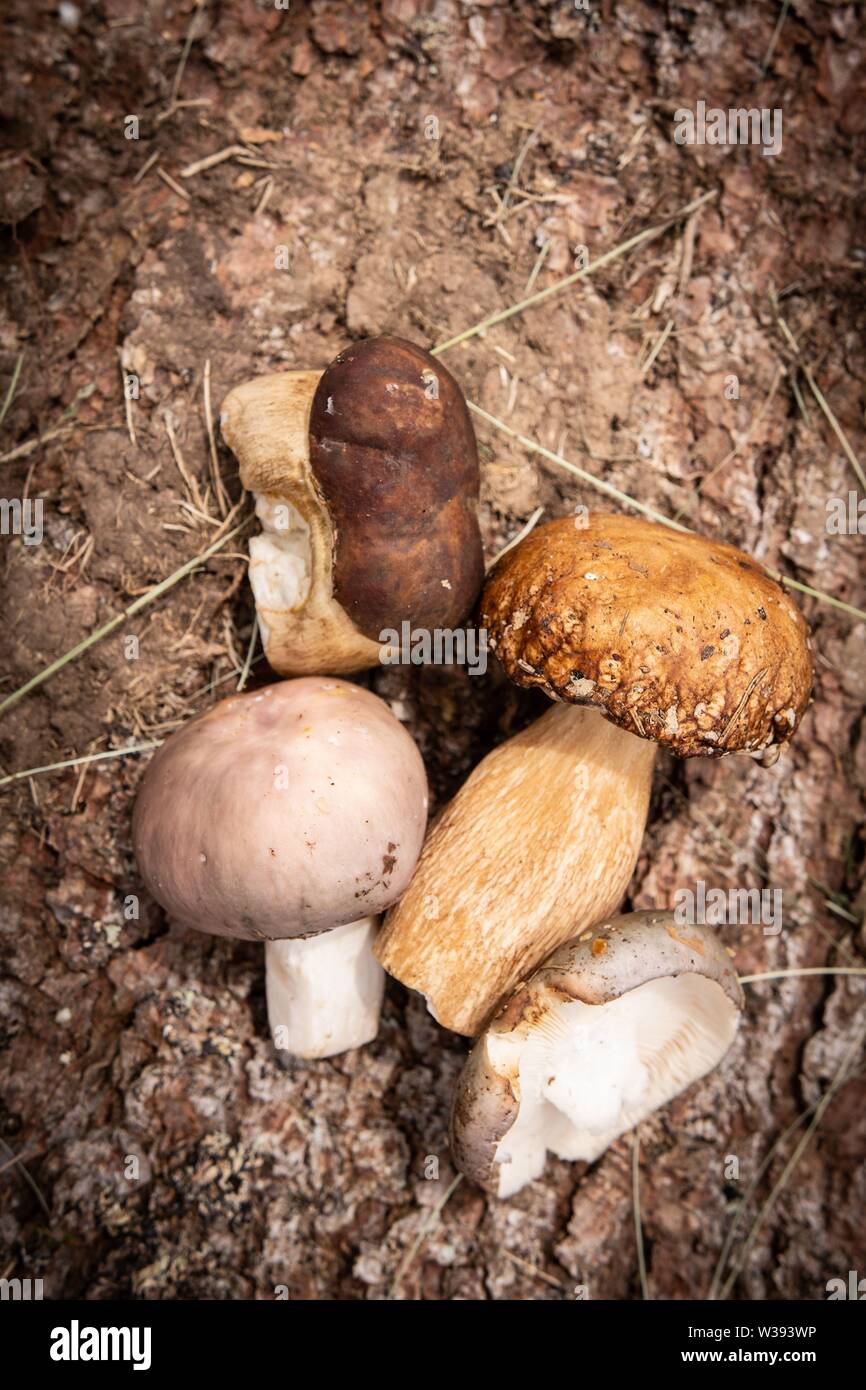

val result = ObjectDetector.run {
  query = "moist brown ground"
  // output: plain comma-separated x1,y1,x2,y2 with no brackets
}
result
0,0,864,1300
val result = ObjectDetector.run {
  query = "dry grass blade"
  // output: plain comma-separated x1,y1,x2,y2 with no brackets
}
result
180,145,248,179
203,359,229,517
0,742,162,790
0,421,74,466
470,402,866,621
388,1174,462,1300
469,401,691,532
236,617,259,692
168,0,206,108
0,1138,50,1217
0,520,249,717
639,317,674,379
486,506,545,569
0,352,24,430
632,1128,650,1299
774,307,866,491
431,190,717,355
740,968,866,985
717,1016,866,1300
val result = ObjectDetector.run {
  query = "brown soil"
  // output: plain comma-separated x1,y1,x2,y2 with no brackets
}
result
1,0,865,1301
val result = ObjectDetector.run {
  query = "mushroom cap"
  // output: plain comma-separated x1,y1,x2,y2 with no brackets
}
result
309,336,484,641
481,513,813,758
132,678,428,942
450,908,743,1197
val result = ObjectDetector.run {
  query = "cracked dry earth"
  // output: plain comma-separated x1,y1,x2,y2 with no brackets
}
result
1,0,865,1300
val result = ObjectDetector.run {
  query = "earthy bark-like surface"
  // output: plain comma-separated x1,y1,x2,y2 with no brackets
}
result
1,0,864,1300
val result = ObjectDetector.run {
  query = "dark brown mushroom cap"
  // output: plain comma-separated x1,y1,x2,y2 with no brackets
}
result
481,513,813,758
309,336,484,641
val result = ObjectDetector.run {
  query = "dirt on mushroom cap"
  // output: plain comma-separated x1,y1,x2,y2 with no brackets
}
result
451,909,744,1195
481,513,814,758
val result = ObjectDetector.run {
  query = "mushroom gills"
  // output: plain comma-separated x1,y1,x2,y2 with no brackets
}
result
487,974,740,1199
248,493,312,646
265,917,385,1060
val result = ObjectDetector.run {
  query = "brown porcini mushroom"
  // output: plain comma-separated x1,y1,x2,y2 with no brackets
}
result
450,908,744,1198
375,512,812,1036
220,337,484,675
133,678,428,1059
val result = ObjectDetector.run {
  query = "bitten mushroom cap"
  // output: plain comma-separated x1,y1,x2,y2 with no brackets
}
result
132,678,428,942
481,513,813,758
451,909,744,1197
309,336,484,640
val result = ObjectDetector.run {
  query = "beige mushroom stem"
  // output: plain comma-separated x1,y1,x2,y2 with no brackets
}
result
375,702,656,1037
219,372,384,675
266,918,385,1061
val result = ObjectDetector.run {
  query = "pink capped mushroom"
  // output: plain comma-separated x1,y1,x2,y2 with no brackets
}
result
133,678,428,1059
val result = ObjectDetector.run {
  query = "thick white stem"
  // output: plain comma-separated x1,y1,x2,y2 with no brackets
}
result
265,917,385,1060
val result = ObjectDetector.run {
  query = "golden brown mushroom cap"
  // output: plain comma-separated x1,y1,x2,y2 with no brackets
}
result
481,513,813,758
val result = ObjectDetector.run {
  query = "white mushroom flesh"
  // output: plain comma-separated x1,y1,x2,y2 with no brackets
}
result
248,493,312,645
266,917,384,1060
488,974,740,1198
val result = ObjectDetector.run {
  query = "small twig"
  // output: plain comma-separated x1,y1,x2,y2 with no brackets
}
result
168,0,206,108
775,308,866,491
254,177,274,217
0,352,24,430
154,97,211,129
639,317,674,379
524,239,551,296
762,0,791,74
0,422,74,466
0,1138,50,1217
132,149,159,185
180,145,248,178
156,167,191,202
120,360,137,447
388,1175,462,1300
237,617,258,692
165,415,206,514
502,1249,567,1292
803,368,866,492
203,359,229,517
789,370,813,429
497,123,542,223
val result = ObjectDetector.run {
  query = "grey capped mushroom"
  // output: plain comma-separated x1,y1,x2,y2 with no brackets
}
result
450,908,744,1198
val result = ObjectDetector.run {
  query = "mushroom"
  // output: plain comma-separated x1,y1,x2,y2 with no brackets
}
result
220,336,484,676
375,512,812,1036
450,908,744,1198
132,678,428,1059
